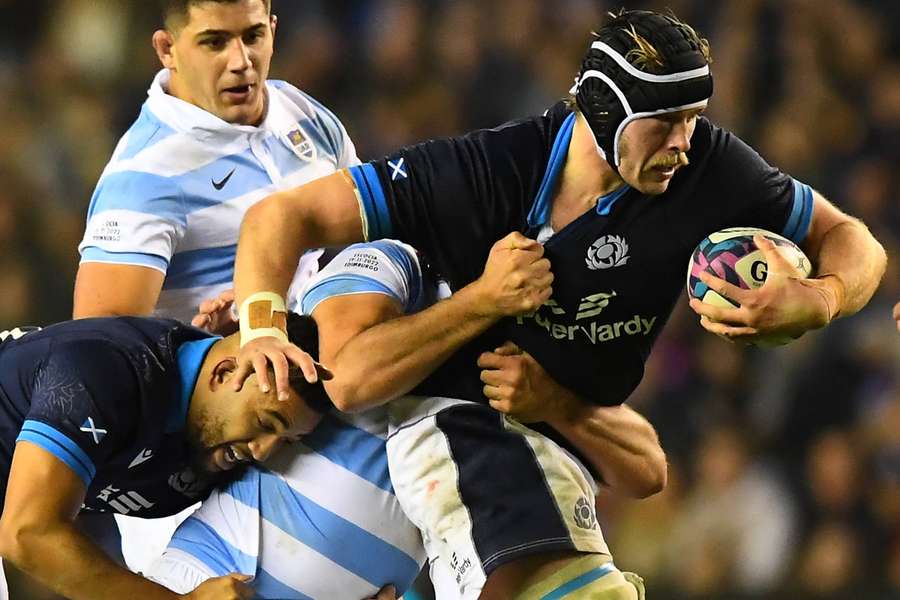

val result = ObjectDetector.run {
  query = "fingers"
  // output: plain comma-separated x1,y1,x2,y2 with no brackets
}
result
372,584,397,600
698,314,759,340
688,298,747,325
493,341,522,356
252,353,273,394
503,231,542,253
284,345,321,384
753,234,795,275
269,351,291,401
698,271,748,305
477,351,511,370
219,289,236,303
483,383,513,403
191,313,211,328
479,367,509,387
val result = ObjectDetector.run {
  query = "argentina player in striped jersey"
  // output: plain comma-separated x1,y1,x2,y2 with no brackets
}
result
0,316,332,599
232,9,885,598
175,240,665,599
72,0,360,573
74,0,358,325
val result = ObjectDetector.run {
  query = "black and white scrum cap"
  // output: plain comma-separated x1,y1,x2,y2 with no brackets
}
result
572,10,713,169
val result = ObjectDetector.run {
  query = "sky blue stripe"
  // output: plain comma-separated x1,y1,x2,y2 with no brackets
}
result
88,171,185,224
783,179,805,241
349,164,392,240
527,112,576,229
80,247,169,270
299,90,344,159
251,469,420,590
253,568,314,600
172,337,219,433
300,274,401,315
169,516,257,576
540,563,615,600
117,107,177,161
17,420,96,485
596,184,631,216
366,240,421,310
301,413,393,492
783,179,813,244
163,245,237,290
175,151,273,209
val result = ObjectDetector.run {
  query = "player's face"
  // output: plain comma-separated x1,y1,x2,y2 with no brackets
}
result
190,376,322,473
161,0,275,125
617,105,706,195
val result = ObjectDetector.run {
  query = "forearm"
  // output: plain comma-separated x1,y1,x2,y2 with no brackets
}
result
234,171,365,307
813,219,887,318
546,394,667,499
327,284,498,411
234,191,315,306
0,521,178,600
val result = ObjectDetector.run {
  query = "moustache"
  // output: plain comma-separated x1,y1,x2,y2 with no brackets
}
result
649,153,690,169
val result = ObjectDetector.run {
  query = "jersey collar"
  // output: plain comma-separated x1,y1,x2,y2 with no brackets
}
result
527,111,631,229
169,336,220,433
145,69,300,143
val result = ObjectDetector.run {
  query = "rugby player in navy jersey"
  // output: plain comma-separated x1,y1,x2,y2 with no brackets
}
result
0,316,329,600
230,9,886,598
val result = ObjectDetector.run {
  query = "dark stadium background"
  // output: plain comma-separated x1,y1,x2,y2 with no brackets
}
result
0,1,898,598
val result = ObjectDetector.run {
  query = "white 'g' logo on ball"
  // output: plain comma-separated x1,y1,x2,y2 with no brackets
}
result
586,235,630,270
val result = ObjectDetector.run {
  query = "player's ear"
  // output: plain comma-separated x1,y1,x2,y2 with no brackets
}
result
210,357,239,388
270,14,278,37
152,29,177,70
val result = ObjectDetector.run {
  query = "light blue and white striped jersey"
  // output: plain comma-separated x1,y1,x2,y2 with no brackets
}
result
147,241,430,599
79,69,359,323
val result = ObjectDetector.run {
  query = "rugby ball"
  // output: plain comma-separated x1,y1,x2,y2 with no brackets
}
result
687,227,812,308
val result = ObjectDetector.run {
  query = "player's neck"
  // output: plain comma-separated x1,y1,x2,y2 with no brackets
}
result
552,113,625,228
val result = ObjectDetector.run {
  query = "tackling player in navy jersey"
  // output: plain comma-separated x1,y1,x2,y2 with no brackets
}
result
0,316,327,599
231,9,886,598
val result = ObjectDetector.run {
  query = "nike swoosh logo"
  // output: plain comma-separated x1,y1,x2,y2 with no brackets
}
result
212,168,236,191
128,449,154,469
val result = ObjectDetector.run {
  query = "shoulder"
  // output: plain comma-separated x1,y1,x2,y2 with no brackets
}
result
300,241,423,314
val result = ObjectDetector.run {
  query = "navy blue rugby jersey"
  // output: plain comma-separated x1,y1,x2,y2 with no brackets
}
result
348,102,814,407
0,318,218,518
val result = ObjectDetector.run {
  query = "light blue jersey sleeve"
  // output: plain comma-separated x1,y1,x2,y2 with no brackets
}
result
300,240,425,316
78,113,187,273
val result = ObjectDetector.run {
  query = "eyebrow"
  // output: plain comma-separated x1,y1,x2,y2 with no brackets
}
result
195,23,267,38
266,409,291,433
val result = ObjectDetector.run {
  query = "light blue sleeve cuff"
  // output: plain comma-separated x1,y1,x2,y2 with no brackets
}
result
17,420,96,487
300,275,401,315
80,247,169,272
782,179,814,244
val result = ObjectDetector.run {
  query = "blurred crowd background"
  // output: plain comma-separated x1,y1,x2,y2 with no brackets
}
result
0,0,898,598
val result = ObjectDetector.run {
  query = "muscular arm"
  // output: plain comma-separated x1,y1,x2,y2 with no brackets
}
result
234,171,364,307
73,263,165,318
801,190,887,318
0,443,180,599
313,288,497,413
313,237,553,412
547,398,667,499
478,346,666,498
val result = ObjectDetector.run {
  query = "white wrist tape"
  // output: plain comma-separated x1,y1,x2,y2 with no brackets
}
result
239,292,289,347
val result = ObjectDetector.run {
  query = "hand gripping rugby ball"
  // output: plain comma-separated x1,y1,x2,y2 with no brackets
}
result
687,227,812,308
